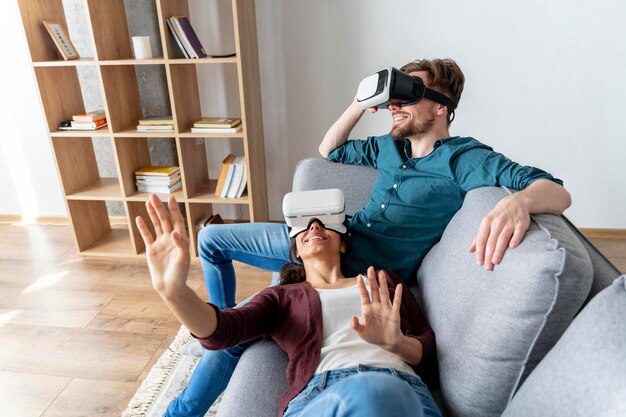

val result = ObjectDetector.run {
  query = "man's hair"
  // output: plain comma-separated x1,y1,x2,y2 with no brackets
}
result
400,58,465,125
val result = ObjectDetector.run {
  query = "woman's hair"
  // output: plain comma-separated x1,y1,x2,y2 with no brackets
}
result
279,231,350,285
400,58,465,125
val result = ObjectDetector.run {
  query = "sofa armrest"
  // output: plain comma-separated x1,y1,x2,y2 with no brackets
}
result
216,340,288,417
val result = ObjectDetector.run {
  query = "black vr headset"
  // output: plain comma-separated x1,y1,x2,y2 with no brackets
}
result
356,67,457,119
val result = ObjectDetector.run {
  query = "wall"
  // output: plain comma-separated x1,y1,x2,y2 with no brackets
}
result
1,0,625,227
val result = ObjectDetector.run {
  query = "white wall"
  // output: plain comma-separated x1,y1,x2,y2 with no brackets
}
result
256,0,626,227
2,0,625,227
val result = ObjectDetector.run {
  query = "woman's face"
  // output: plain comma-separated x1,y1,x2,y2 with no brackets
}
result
294,219,344,261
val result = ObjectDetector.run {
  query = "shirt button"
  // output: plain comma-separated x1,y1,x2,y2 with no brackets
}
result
348,232,352,237
366,223,372,228
380,204,386,209
402,165,407,169
392,184,398,189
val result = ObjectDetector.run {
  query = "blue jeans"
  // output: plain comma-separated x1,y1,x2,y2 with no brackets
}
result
283,365,441,417
165,223,290,417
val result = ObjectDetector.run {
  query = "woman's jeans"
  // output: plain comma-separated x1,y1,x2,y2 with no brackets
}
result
165,223,290,417
283,365,442,417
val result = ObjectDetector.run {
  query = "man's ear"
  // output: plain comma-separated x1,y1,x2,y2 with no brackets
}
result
436,103,448,117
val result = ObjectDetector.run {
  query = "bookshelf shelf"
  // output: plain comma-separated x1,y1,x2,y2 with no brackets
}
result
168,57,238,65
19,0,268,258
65,178,123,200
188,179,250,204
50,130,111,137
32,58,97,67
79,225,135,257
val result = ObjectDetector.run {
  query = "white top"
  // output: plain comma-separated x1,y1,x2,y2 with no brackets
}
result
314,278,417,376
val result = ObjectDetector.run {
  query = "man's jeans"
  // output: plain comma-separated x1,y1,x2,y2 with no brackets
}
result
283,365,442,417
165,223,290,417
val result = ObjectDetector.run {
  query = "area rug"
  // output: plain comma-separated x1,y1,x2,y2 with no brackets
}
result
122,326,221,417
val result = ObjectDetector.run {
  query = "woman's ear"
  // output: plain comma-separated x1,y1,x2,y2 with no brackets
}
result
340,242,347,254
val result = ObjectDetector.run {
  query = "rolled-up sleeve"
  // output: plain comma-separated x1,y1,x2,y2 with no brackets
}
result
455,149,563,192
326,135,384,168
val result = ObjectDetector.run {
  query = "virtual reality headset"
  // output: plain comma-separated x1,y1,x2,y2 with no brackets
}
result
356,67,457,115
282,189,347,238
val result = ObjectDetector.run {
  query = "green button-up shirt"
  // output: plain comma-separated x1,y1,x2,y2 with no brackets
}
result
327,135,562,282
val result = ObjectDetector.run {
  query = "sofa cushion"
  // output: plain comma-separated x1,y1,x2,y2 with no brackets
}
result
502,275,626,417
417,187,593,417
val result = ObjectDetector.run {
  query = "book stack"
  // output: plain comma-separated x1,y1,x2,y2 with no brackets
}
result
166,16,207,59
134,165,182,194
215,154,247,198
137,116,175,132
191,117,242,134
58,111,107,131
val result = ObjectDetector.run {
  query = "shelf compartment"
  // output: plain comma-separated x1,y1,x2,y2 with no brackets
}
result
66,200,132,255
34,66,87,133
17,0,81,62
114,136,181,198
99,65,143,132
51,136,121,197
86,0,133,61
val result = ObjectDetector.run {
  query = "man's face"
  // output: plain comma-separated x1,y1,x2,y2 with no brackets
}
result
388,71,439,140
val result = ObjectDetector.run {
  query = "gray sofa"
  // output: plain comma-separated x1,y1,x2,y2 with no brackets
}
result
216,158,625,417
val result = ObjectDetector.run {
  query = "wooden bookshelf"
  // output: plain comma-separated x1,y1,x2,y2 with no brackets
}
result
18,0,268,258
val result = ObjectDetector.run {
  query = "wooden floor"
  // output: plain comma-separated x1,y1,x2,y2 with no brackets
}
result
0,223,624,417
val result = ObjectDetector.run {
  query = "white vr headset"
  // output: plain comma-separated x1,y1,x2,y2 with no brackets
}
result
282,189,347,238
356,67,456,117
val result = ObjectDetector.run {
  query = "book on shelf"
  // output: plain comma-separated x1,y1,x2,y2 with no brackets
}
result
58,120,107,131
191,125,242,134
168,16,207,59
73,111,106,123
136,173,181,185
138,116,174,125
214,156,247,198
195,213,224,233
193,117,241,128
136,180,182,194
219,157,239,198
42,21,79,60
137,115,175,132
70,118,107,129
137,125,175,132
225,156,245,198
135,165,181,194
134,165,180,177
166,18,189,58
214,154,236,197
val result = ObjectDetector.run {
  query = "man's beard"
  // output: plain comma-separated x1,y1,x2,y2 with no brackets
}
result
390,116,435,140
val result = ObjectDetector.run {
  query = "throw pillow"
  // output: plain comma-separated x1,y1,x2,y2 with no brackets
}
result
417,187,593,417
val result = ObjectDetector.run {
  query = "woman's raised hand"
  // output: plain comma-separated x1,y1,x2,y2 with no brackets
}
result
351,266,403,350
135,194,190,295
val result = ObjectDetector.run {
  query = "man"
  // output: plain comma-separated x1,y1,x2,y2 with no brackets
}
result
164,58,571,417
319,58,570,279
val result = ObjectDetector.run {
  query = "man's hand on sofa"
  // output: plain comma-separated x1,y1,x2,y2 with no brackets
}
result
468,180,572,270
468,193,531,271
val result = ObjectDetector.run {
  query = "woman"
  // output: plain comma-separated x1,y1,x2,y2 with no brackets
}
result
136,194,441,417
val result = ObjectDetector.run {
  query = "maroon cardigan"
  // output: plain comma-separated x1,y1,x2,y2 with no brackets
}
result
197,272,435,417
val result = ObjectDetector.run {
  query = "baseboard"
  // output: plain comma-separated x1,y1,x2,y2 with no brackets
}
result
579,228,626,239
0,215,127,225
